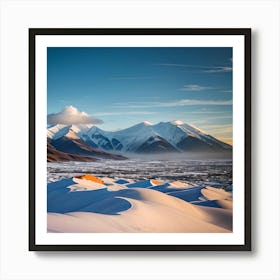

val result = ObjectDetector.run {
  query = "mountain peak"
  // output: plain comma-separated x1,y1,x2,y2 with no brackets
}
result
171,120,184,126
142,121,153,126
47,123,94,140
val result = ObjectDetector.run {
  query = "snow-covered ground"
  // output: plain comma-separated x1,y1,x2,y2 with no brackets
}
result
47,160,232,233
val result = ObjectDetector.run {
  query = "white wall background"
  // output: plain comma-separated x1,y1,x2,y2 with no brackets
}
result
0,0,279,279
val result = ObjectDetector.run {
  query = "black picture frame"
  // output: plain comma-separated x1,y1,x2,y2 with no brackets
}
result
29,28,251,251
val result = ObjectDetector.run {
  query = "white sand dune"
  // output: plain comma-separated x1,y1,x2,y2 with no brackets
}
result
47,176,232,233
149,181,197,194
201,186,232,201
71,177,127,192
169,181,194,188
126,179,163,188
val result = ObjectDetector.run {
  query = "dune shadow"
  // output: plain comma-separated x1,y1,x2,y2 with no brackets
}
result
47,180,143,215
167,186,204,202
192,200,223,208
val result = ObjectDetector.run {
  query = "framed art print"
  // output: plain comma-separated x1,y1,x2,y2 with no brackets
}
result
29,28,251,251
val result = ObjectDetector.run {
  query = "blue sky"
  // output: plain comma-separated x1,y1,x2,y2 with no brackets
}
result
47,47,233,144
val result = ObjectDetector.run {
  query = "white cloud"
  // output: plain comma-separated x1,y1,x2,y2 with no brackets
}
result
180,84,212,91
47,106,103,125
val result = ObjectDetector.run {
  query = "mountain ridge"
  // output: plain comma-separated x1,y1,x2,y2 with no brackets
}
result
47,120,231,160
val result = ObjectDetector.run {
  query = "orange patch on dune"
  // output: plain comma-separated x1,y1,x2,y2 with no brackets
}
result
150,179,163,186
79,174,104,184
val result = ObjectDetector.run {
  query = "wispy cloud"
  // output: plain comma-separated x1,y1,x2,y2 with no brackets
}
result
189,110,231,115
199,124,232,132
159,63,188,67
157,63,232,73
194,117,232,125
202,67,232,73
221,90,232,93
169,100,232,106
180,84,212,91
114,99,232,108
108,76,156,80
94,111,156,116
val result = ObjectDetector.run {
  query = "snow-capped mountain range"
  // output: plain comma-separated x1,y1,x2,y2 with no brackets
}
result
47,120,232,160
